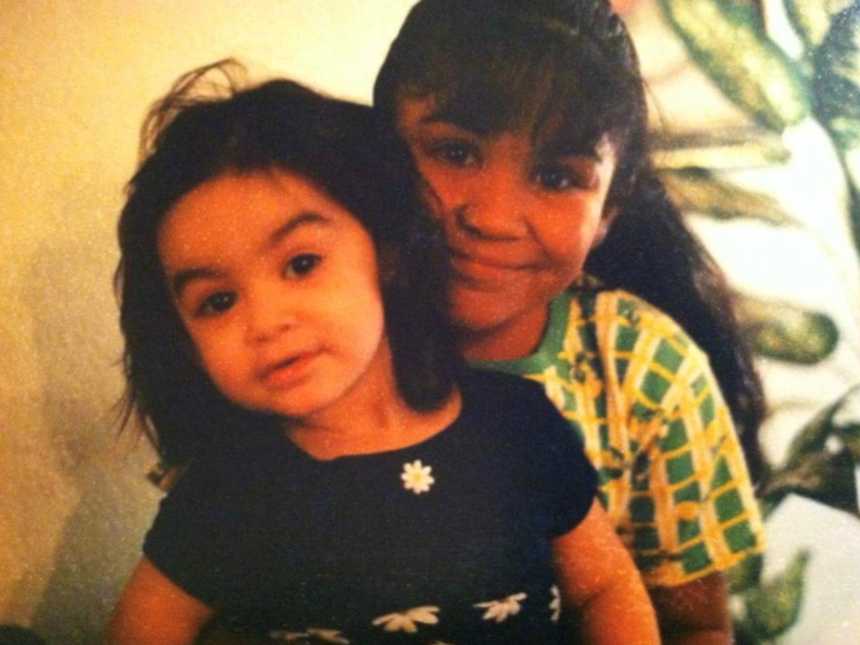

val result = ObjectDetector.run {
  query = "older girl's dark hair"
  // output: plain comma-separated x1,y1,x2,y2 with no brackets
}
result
374,0,765,479
117,61,459,466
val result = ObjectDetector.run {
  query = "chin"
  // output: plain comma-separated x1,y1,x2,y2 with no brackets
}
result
451,306,516,337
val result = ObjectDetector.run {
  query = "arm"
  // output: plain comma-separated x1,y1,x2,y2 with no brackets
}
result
650,573,731,645
105,556,214,645
553,499,660,645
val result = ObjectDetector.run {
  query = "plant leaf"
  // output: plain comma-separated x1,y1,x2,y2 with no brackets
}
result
659,0,811,131
814,5,860,148
785,0,856,51
736,296,839,364
650,128,790,170
736,550,810,639
728,552,764,594
759,386,860,515
658,167,796,224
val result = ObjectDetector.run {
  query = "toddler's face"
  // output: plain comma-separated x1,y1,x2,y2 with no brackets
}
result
157,169,389,424
396,96,618,360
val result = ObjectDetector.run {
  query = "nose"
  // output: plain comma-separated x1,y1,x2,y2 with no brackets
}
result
244,286,296,344
455,165,531,241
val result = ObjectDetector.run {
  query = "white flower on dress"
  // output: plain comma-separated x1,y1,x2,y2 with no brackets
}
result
474,592,528,623
372,605,440,632
401,459,435,494
549,585,561,622
268,628,349,643
307,629,350,644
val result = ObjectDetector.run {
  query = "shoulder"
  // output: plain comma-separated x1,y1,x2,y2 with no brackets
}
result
567,287,691,340
460,367,556,412
569,287,710,368
154,426,282,514
458,367,581,453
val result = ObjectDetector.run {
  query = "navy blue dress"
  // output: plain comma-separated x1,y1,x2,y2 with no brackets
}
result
144,369,597,644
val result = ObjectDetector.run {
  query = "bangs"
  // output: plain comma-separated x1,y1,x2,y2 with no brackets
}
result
393,13,639,155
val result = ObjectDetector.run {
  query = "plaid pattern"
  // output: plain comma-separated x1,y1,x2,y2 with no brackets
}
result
475,288,765,587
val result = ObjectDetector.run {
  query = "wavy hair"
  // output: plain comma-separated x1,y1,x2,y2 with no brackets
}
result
116,61,459,466
374,0,765,479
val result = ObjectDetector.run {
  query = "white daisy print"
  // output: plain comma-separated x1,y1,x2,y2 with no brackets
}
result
307,629,350,644
268,628,349,643
372,605,440,632
401,459,435,494
549,585,561,623
474,592,527,623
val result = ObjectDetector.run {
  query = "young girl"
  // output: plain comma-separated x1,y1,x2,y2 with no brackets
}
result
106,63,659,645
374,0,767,642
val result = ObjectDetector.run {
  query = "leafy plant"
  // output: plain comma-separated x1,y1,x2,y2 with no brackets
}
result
656,1,860,641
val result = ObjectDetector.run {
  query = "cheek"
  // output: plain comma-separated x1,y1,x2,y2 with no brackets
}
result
184,324,241,381
414,164,459,220
541,208,604,267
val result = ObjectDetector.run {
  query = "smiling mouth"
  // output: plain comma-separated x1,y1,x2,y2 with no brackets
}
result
450,253,532,286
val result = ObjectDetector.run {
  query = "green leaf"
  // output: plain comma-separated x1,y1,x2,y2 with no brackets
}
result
785,0,856,50
659,0,811,131
782,385,860,460
650,128,790,170
737,550,810,639
759,386,860,515
814,5,860,148
658,167,796,225
736,296,839,364
728,552,764,594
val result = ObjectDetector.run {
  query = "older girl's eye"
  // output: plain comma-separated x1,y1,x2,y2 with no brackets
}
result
284,253,321,279
535,164,581,191
535,163,596,191
197,291,235,317
430,140,479,167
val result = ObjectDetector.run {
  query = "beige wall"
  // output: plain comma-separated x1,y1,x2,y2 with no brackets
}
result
0,2,415,642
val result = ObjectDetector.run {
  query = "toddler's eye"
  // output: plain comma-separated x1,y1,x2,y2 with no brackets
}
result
430,140,479,167
197,292,235,316
284,254,321,279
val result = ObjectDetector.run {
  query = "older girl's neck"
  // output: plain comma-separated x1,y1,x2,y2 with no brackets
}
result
458,307,549,362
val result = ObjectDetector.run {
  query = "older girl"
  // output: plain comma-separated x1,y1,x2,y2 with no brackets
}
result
374,1,766,642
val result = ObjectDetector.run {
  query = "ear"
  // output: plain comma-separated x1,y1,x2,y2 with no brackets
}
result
592,205,619,249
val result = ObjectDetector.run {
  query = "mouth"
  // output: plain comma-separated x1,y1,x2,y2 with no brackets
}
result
449,250,532,287
258,351,318,388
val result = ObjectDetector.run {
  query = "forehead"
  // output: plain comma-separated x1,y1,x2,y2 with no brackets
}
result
397,95,616,161
157,170,356,266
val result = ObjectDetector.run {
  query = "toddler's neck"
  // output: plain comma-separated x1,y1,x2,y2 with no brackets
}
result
285,387,462,461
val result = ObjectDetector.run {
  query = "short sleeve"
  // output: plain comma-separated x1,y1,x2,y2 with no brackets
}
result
520,379,599,537
143,455,240,605
620,311,765,587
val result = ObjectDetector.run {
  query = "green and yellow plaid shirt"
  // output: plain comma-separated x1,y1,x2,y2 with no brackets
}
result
475,288,765,587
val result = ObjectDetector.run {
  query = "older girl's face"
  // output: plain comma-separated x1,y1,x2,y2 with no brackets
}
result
396,95,618,360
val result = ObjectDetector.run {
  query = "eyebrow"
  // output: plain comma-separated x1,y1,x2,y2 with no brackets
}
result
418,107,492,136
170,210,332,299
418,106,603,160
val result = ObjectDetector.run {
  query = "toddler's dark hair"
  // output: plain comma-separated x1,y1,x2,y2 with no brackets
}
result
116,60,459,466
